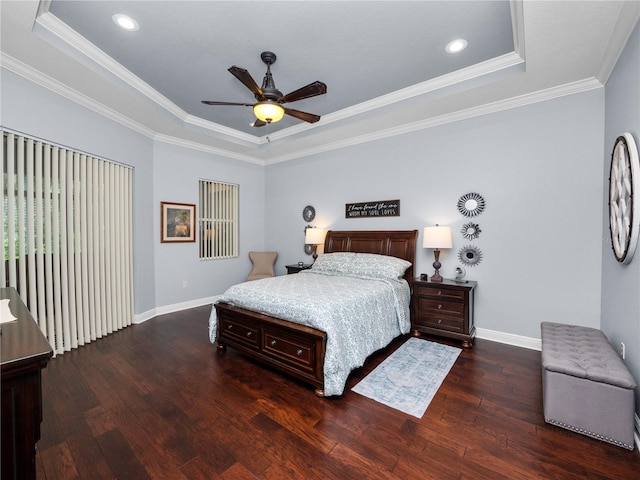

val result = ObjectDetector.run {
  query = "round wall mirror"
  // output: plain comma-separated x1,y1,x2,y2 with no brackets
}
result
302,205,316,222
457,193,486,217
461,222,481,240
458,245,483,266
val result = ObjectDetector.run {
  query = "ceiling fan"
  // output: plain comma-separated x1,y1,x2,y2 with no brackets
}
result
201,51,327,127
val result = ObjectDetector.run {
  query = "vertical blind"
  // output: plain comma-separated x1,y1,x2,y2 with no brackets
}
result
199,179,239,259
1,130,134,355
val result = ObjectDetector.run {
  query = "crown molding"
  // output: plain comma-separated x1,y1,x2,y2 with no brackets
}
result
183,114,262,145
153,133,263,165
32,5,298,144
32,1,525,147
3,48,602,168
1,52,155,139
596,0,640,84
263,77,603,165
262,51,524,144
510,0,526,61
34,9,187,121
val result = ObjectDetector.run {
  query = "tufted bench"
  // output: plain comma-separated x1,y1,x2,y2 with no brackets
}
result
540,321,636,450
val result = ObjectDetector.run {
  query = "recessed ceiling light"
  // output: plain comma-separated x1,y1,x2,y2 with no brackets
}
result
446,39,468,54
112,14,139,31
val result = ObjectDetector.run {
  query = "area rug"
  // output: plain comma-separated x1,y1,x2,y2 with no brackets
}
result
352,337,461,418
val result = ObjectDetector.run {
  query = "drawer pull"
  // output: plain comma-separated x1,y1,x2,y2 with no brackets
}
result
438,304,442,309
437,291,443,296
227,324,233,330
270,340,276,346
296,349,303,356
246,331,252,337
437,319,442,324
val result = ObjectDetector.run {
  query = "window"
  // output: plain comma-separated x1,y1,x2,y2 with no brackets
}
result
199,179,238,259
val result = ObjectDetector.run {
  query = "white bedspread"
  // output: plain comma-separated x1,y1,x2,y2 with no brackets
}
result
208,270,411,396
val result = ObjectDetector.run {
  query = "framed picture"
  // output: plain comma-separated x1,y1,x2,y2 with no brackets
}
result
161,201,196,243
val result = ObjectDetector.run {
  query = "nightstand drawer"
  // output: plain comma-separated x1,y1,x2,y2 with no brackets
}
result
414,313,464,332
416,298,464,317
415,285,465,301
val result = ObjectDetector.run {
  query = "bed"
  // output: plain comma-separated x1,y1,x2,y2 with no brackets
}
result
209,229,418,397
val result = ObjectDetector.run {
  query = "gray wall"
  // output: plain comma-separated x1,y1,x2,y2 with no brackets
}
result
602,20,640,418
152,142,265,308
266,89,605,342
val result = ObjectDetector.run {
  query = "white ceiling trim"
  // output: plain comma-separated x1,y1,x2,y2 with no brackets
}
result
510,0,526,61
260,51,524,144
153,133,263,165
263,77,603,166
33,1,527,147
183,114,261,146
3,48,602,168
595,1,640,84
34,8,187,121
1,52,155,139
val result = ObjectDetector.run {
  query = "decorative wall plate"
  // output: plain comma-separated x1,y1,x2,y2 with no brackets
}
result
458,245,483,267
457,192,485,217
461,222,481,240
609,133,639,264
302,205,316,222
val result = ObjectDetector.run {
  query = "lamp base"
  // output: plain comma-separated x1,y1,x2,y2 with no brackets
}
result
430,271,444,283
431,249,443,282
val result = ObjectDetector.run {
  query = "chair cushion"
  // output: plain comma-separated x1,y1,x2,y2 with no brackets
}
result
247,251,277,281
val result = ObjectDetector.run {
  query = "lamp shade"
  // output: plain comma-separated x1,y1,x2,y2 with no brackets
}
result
253,101,285,123
422,225,452,249
305,227,327,245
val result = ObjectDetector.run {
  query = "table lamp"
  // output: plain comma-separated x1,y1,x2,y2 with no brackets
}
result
305,227,327,262
422,225,452,282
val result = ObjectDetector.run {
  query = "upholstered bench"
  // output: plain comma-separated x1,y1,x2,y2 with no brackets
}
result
540,321,636,450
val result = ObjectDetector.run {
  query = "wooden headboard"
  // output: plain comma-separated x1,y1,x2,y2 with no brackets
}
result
324,230,419,284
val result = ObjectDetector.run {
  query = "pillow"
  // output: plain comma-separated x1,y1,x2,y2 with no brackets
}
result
310,252,356,274
348,253,412,280
311,252,411,280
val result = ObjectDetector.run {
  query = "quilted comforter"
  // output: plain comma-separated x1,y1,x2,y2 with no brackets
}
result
208,269,411,396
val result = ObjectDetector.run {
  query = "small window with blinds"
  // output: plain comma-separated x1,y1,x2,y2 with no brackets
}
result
199,179,239,259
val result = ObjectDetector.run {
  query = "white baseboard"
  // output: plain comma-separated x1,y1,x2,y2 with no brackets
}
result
133,295,221,324
476,327,542,351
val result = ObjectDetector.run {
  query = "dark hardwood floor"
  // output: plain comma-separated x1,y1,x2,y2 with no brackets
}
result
36,305,639,479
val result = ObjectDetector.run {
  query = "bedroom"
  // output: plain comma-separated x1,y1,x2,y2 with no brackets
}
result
1,0,640,478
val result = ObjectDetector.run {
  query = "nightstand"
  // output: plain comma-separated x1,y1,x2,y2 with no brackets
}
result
286,264,313,274
412,277,477,347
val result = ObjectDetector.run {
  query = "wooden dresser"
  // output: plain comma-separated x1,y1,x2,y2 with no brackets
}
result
1,287,53,480
412,278,477,347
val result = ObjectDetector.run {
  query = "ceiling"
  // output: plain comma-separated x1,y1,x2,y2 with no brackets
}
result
1,1,639,164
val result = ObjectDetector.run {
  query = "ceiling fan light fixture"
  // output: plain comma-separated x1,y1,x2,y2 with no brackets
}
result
253,101,285,123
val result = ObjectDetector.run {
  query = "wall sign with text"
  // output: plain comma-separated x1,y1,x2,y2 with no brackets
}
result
345,199,400,218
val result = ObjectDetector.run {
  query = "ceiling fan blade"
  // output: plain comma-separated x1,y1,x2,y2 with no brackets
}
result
284,108,321,123
251,119,267,128
201,100,254,106
228,66,264,99
279,81,327,104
